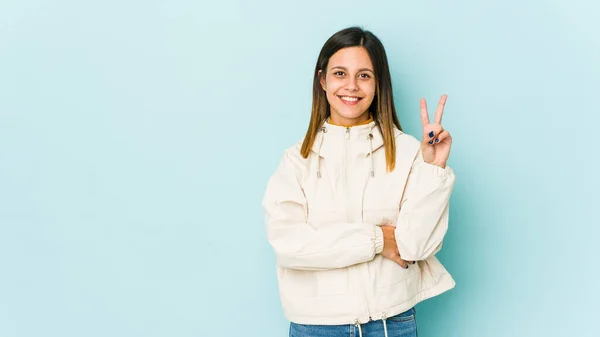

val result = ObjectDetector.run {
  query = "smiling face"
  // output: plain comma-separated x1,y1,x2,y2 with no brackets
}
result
319,46,376,126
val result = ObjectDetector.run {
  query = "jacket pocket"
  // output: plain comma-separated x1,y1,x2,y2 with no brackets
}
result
279,268,318,298
315,268,349,296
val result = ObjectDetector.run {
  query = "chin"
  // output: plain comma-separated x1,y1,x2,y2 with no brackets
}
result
334,106,370,120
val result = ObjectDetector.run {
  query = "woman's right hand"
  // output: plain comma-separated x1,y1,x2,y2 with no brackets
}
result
380,224,415,269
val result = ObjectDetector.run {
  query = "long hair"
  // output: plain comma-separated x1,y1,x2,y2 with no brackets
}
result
300,26,402,172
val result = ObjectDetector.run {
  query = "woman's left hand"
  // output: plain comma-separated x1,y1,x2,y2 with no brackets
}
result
420,94,452,168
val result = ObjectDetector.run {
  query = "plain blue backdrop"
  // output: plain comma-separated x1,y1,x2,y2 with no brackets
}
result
1,1,598,336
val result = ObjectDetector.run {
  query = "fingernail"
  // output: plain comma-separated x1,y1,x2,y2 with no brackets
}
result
435,138,439,143
428,140,433,144
428,131,434,138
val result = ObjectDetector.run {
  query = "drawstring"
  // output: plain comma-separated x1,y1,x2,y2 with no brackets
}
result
367,123,375,177
354,319,363,337
368,132,374,177
316,126,326,178
354,313,389,337
381,311,389,337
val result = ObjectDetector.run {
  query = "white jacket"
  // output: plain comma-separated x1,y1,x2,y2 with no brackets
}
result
262,119,456,325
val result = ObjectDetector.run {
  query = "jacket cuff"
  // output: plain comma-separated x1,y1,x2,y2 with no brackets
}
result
373,225,384,254
421,162,455,178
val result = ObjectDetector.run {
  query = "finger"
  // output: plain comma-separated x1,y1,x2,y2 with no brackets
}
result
424,124,444,145
420,98,430,127
434,94,447,124
398,250,414,266
394,255,409,269
433,130,452,144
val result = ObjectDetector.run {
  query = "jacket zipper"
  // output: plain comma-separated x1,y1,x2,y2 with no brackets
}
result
344,126,372,323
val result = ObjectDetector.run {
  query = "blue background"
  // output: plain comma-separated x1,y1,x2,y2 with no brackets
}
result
1,1,598,336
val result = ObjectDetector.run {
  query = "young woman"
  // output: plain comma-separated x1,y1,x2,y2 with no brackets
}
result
262,26,456,337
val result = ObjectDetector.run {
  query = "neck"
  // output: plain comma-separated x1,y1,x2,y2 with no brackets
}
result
329,113,373,127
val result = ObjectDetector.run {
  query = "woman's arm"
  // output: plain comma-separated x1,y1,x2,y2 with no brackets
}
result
262,150,385,271
393,94,456,261
394,149,456,261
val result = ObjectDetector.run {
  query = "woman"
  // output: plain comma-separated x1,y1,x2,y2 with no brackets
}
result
262,26,456,337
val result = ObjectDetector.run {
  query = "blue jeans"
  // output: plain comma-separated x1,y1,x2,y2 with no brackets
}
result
289,307,417,337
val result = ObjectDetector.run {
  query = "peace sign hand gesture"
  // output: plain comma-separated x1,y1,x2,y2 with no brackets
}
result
420,94,452,169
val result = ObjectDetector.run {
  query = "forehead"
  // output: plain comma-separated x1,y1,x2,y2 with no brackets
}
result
328,46,374,70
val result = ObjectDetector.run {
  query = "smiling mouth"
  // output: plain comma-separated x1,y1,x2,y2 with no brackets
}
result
337,95,363,105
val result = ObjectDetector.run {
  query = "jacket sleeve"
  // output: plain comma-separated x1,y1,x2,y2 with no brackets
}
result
262,150,385,271
394,149,456,261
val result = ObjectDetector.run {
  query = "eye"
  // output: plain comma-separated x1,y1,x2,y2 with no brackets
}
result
359,73,371,79
334,71,345,76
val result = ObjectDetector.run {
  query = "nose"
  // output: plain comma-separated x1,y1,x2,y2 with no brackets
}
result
345,77,358,92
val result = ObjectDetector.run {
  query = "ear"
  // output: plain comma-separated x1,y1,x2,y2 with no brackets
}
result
318,70,326,91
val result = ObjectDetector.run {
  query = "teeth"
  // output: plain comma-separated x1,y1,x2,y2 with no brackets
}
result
340,96,360,102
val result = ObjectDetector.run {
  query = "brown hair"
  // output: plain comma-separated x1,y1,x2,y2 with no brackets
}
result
300,26,403,172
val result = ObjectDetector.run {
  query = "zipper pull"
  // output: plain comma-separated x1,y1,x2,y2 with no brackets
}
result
345,127,350,140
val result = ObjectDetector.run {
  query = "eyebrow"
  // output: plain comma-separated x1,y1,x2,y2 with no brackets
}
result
330,66,375,74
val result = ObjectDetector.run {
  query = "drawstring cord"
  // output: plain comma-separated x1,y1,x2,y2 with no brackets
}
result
368,132,374,177
368,123,375,177
354,314,389,337
354,319,363,337
316,126,326,178
381,311,389,337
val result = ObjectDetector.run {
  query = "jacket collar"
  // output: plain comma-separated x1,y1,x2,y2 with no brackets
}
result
311,119,400,158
